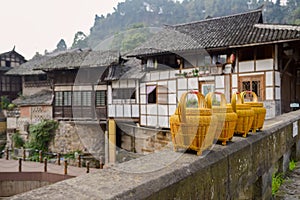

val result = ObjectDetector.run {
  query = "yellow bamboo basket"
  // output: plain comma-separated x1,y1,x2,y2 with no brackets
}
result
205,92,237,145
231,92,254,138
241,91,266,132
170,91,215,156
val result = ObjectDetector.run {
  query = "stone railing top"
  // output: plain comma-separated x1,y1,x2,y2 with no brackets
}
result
9,110,300,200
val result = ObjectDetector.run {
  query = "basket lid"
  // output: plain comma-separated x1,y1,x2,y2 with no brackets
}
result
244,102,264,107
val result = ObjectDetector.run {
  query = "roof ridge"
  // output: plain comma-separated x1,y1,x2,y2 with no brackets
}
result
167,8,263,28
254,23,300,31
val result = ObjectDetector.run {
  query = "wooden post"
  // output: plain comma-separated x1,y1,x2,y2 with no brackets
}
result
39,150,43,163
86,161,90,173
23,148,26,161
78,155,81,168
108,119,116,163
57,153,61,166
99,157,104,169
44,158,47,172
64,160,68,175
5,148,9,160
18,158,22,172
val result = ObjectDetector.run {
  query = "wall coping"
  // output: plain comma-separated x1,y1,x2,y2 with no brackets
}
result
9,110,300,200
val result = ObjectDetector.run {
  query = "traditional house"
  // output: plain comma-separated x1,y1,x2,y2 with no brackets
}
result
34,49,123,125
0,48,26,101
126,8,300,129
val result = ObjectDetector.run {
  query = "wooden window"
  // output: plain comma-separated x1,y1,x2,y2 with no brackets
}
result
147,85,156,104
63,91,72,106
157,85,168,104
55,91,63,106
146,85,168,104
239,75,265,101
96,91,106,107
82,91,92,106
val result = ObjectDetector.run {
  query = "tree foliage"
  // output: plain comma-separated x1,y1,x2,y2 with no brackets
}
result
72,31,88,49
25,120,59,152
75,0,300,51
55,39,67,52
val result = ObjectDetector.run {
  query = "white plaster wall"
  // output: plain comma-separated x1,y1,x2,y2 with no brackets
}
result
132,105,139,117
158,105,168,116
123,105,131,117
108,105,115,117
147,105,157,115
150,72,159,81
239,61,255,73
140,95,146,104
169,105,177,115
107,86,112,104
116,105,123,117
147,116,157,127
215,76,224,89
168,80,176,93
127,80,136,88
168,94,177,104
266,72,273,86
256,59,273,71
275,71,281,87
119,80,127,88
160,71,169,80
141,115,146,126
232,74,238,88
266,88,274,100
178,78,187,90
158,116,169,128
140,105,146,115
275,87,281,100
188,78,198,90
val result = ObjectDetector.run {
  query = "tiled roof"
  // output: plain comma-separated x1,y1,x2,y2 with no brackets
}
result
105,58,145,81
5,55,48,75
35,50,121,71
13,90,53,106
129,8,300,56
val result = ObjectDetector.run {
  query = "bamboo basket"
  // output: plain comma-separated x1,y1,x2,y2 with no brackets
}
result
231,92,254,137
205,92,237,145
241,91,266,132
170,91,215,156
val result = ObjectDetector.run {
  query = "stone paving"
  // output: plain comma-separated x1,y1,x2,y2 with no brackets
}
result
0,159,98,176
276,163,300,199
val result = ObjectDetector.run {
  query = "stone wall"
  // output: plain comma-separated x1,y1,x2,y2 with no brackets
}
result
49,121,105,160
8,110,300,200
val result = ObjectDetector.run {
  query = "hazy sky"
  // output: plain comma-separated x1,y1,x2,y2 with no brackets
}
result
0,0,125,60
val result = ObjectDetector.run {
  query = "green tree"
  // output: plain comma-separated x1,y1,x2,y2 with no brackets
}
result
25,120,58,151
72,31,88,49
55,39,67,51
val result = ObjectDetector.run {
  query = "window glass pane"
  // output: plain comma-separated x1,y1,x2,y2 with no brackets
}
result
82,91,91,106
96,91,106,106
73,92,81,106
55,92,63,106
64,91,72,106
148,87,156,104
252,81,260,97
242,81,251,91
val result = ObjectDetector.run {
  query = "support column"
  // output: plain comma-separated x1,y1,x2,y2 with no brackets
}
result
108,119,116,163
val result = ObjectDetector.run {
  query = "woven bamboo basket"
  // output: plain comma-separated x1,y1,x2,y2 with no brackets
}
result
170,91,215,156
231,92,254,137
241,91,266,132
205,92,237,145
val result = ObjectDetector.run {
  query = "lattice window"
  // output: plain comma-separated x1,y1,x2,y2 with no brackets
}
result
96,90,106,107
239,75,265,101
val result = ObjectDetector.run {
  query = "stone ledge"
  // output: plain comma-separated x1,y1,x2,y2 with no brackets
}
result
9,110,300,200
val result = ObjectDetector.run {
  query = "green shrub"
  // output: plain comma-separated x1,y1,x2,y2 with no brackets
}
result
272,173,284,195
25,120,59,152
1,96,10,110
7,103,16,110
12,132,24,148
289,160,296,171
